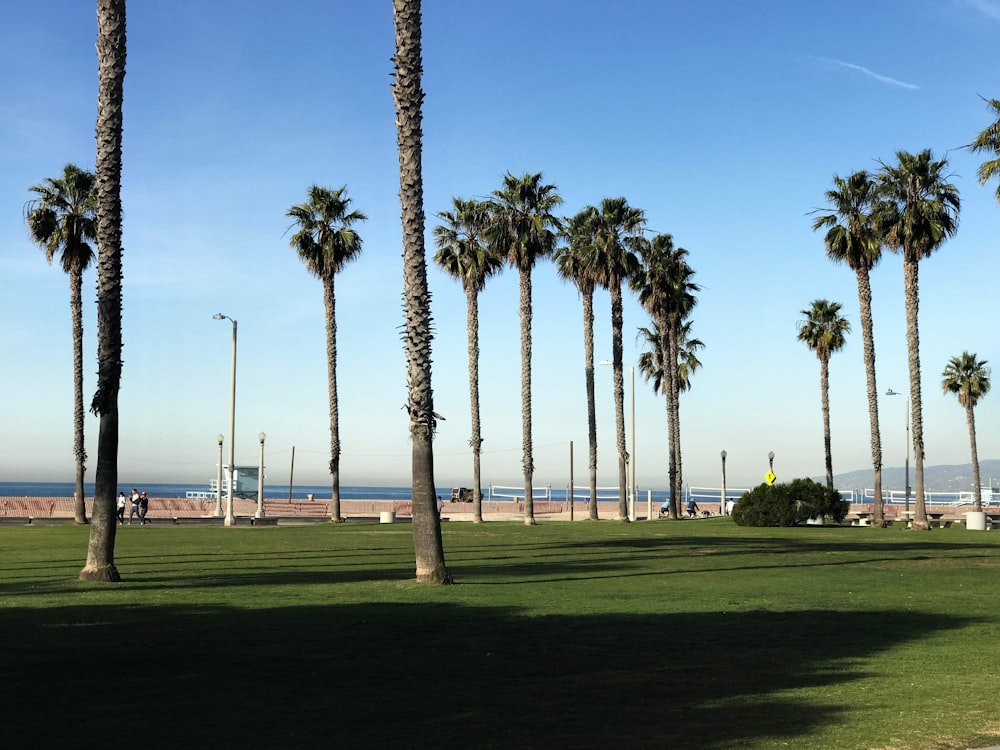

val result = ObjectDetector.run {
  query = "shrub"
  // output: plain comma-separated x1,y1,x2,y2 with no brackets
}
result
731,478,850,527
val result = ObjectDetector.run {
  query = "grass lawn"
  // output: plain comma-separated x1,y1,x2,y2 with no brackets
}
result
1,519,998,749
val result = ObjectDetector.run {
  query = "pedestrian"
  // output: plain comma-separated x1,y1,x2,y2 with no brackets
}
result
117,492,126,525
128,488,141,525
139,491,150,524
686,497,700,518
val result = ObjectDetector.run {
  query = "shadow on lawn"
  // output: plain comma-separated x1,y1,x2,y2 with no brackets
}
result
0,600,977,750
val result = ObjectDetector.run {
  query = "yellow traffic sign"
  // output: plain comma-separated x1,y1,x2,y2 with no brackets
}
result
765,471,776,485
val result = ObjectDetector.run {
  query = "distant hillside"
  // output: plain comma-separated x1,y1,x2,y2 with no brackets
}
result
828,459,1000,493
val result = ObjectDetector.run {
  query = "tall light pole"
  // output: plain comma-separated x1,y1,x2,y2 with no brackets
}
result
215,433,224,517
886,388,911,513
213,313,237,527
721,450,727,515
256,432,266,519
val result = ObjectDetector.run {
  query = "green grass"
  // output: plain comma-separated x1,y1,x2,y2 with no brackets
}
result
2,520,999,749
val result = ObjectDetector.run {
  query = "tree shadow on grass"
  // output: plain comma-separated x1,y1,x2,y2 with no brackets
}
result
0,601,977,750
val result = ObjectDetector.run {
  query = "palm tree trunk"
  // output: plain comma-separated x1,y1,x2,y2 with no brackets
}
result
70,267,88,524
80,0,125,582
583,290,599,520
519,267,536,525
324,275,343,522
659,315,677,519
855,268,884,523
393,0,451,582
820,356,833,488
610,284,628,522
967,404,982,512
667,318,681,516
903,256,929,529
466,286,484,523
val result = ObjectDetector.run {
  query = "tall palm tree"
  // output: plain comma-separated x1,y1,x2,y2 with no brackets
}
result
941,352,991,512
632,235,698,518
433,197,503,524
25,164,96,525
969,96,1000,204
555,206,602,519
797,300,850,489
80,0,126,582
589,198,645,521
876,149,960,530
393,0,451,583
286,185,366,524
486,172,563,526
813,170,886,524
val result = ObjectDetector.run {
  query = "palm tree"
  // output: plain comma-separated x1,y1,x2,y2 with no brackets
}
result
287,185,366,524
486,172,563,526
555,207,602,519
632,235,698,518
25,164,96,525
80,0,126,582
969,96,1000,204
589,198,645,521
433,197,503,524
392,0,451,583
812,170,886,524
876,149,960,530
941,352,991,512
797,300,850,489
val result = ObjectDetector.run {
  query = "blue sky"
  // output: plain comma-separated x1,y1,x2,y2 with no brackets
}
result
2,0,998,493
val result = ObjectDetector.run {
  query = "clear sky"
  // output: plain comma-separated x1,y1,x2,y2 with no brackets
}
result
2,1,997,493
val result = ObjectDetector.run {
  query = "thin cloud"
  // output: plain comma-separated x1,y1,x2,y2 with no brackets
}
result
816,57,920,90
958,0,1000,23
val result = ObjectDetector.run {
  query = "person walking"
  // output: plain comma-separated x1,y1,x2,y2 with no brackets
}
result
128,488,141,525
117,492,126,525
139,491,150,525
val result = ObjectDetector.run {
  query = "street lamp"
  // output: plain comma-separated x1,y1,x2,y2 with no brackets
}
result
213,312,237,527
215,433,224,517
886,388,911,513
720,450,727,515
256,432,266,519
768,451,775,476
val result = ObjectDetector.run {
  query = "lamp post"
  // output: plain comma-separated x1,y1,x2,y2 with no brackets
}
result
720,450,727,515
256,432,266,519
886,388,911,513
213,313,237,527
215,433,224,517
768,451,775,475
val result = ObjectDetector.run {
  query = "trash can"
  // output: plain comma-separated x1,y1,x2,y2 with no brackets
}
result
380,511,395,524
966,511,987,531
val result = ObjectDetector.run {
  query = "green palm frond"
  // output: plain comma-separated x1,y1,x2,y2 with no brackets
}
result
797,299,850,360
941,351,991,409
286,185,366,280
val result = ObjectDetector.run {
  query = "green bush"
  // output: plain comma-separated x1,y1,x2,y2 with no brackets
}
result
731,478,850,527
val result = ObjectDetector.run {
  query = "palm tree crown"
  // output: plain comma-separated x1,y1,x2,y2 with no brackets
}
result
875,149,960,261
287,185,366,280
487,172,563,269
969,95,1000,204
942,352,990,410
797,299,850,361
433,198,502,292
25,163,97,272
812,170,881,272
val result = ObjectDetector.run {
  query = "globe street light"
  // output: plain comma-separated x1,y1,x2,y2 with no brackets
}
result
215,433,224,517
720,450,728,515
256,432,266,519
768,451,775,473
213,313,237,527
886,388,911,513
